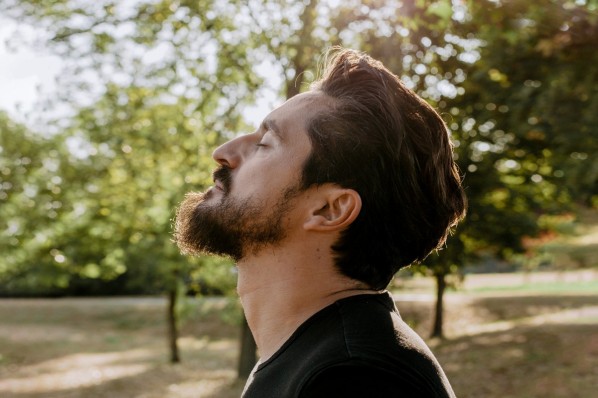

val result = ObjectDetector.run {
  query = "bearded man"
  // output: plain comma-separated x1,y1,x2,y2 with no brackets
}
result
175,48,466,398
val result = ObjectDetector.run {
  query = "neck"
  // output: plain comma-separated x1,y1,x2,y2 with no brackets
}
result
236,240,379,362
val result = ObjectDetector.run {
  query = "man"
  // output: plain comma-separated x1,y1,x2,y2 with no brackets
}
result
174,48,466,397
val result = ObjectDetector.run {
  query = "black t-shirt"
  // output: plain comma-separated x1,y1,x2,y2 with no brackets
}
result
242,292,456,398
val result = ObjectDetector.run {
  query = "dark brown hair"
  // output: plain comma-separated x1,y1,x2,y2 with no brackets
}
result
302,48,466,290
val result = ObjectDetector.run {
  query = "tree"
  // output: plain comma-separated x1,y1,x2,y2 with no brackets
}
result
0,113,78,294
425,0,598,337
326,0,597,337
4,0,594,352
0,0,259,362
455,0,598,206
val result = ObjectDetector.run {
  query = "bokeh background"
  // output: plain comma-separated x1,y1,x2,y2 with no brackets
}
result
1,0,597,397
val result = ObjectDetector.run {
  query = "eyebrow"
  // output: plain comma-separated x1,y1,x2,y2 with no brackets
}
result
261,119,284,141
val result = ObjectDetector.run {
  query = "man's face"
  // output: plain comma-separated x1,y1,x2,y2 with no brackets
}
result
174,91,332,260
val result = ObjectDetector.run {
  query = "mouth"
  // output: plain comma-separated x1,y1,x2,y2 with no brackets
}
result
212,166,232,193
213,179,225,192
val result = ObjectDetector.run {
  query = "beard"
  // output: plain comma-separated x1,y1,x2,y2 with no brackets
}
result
173,167,300,261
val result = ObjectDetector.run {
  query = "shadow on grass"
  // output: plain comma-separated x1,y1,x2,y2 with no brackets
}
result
0,339,242,398
2,294,596,397
432,293,598,397
434,321,598,398
0,298,242,397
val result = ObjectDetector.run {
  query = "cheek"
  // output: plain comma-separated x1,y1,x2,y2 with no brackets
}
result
236,148,308,196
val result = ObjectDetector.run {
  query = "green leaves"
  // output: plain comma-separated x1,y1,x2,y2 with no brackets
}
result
1,0,595,297
426,0,453,21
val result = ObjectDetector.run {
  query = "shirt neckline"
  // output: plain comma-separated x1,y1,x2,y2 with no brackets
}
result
254,291,392,372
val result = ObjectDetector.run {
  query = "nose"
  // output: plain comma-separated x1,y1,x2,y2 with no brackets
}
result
212,134,249,169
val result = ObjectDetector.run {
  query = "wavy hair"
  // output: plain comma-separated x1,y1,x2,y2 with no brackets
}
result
301,48,467,290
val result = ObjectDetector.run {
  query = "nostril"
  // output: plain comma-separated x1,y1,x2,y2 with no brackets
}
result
213,135,247,169
214,154,231,168
212,144,233,168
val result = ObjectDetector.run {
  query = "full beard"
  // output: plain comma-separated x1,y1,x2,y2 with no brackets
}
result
173,173,300,261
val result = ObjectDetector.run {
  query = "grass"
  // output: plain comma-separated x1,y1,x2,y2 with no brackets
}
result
0,297,244,398
466,278,598,293
455,269,598,294
0,274,597,398
2,210,595,397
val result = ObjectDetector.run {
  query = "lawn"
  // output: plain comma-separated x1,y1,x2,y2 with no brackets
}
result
0,271,597,397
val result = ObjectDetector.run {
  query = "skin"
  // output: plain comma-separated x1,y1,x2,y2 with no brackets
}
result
210,91,380,362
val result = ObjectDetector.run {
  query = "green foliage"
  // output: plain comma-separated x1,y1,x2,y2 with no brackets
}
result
412,0,597,279
456,0,598,207
316,1,597,299
0,0,255,295
1,0,595,299
0,113,78,293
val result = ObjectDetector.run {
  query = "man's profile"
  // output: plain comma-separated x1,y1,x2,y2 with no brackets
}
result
174,48,466,397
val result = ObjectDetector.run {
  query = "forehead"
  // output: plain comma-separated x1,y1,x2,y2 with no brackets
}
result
263,91,334,139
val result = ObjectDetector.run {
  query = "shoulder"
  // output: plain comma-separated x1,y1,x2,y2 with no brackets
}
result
335,293,435,360
299,361,437,398
311,293,456,397
244,293,455,398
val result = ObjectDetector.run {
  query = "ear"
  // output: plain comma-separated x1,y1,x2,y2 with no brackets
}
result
304,186,362,232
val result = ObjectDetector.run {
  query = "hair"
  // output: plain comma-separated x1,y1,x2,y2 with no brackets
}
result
301,48,467,290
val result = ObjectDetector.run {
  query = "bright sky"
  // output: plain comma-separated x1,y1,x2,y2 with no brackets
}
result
0,17,65,125
0,16,279,131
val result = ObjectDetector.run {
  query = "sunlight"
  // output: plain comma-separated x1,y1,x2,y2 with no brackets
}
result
458,304,598,338
0,349,152,394
166,370,236,398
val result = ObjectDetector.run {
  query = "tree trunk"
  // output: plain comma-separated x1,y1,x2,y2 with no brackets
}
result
167,287,180,363
237,314,257,379
430,272,447,339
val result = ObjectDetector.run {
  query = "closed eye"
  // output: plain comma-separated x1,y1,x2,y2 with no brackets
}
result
255,131,274,148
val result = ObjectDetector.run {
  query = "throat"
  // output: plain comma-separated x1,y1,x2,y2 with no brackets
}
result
238,271,380,362
235,244,379,363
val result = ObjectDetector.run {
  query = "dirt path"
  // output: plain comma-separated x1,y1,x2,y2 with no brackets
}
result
1,287,597,397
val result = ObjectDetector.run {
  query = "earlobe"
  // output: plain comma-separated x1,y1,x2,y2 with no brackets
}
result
304,188,362,232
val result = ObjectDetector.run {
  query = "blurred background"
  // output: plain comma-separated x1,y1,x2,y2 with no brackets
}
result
0,0,597,397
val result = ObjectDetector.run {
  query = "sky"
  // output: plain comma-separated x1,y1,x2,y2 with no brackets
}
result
0,17,65,125
0,16,278,131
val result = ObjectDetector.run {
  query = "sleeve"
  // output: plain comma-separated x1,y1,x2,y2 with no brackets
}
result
299,363,424,398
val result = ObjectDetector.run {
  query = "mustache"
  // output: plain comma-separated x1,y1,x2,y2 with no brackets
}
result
213,166,232,192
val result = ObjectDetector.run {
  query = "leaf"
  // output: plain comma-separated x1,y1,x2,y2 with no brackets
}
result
426,0,453,21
